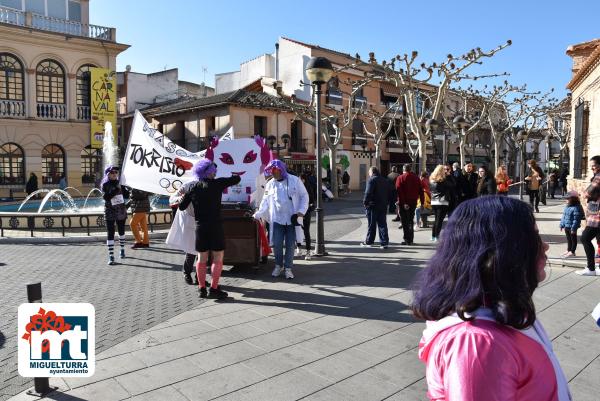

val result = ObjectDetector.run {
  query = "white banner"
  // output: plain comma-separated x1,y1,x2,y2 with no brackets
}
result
120,111,201,195
120,111,270,202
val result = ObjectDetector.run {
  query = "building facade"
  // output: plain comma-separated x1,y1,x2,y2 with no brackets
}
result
215,37,499,190
566,39,600,193
121,89,317,175
0,0,128,198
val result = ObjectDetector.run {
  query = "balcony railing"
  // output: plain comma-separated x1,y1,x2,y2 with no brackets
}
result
77,105,91,121
0,99,26,118
384,102,403,114
37,103,67,120
289,138,308,153
0,6,115,41
386,139,405,149
352,96,367,110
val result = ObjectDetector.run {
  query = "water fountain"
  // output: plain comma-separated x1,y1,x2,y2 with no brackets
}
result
82,188,104,209
18,189,51,211
36,189,78,213
0,122,171,236
62,186,84,198
103,121,119,171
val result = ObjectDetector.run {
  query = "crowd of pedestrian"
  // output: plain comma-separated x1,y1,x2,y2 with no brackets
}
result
91,154,600,398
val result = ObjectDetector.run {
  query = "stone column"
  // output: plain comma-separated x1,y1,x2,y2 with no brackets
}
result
26,68,36,118
68,72,77,120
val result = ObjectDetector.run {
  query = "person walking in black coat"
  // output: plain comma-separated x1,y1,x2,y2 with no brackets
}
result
300,172,317,258
387,166,401,220
462,163,479,200
362,167,390,248
451,162,465,203
559,169,568,196
429,165,455,242
444,164,459,216
476,165,497,196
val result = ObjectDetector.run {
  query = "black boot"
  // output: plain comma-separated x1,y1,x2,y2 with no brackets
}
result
183,273,193,285
208,287,228,300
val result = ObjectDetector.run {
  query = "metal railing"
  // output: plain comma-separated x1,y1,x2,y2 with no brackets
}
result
0,209,173,237
0,6,115,41
289,138,308,153
0,99,26,118
37,102,66,120
0,6,24,25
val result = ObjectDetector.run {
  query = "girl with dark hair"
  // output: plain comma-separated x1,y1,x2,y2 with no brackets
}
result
178,158,241,299
476,165,497,196
412,196,570,400
101,166,130,265
429,165,454,242
525,159,544,212
559,190,584,258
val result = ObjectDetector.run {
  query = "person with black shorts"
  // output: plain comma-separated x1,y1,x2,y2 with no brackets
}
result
178,159,241,299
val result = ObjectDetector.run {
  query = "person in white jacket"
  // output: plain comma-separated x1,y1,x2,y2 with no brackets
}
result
254,160,308,279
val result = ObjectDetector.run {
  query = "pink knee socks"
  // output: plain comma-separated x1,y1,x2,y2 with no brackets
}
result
211,261,223,289
196,262,207,288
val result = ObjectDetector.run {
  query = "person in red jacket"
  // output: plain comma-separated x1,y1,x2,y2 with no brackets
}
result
396,164,424,245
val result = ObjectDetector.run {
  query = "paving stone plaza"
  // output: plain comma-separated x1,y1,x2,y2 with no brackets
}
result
2,195,600,400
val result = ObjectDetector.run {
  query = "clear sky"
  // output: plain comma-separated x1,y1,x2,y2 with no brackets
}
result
91,0,600,99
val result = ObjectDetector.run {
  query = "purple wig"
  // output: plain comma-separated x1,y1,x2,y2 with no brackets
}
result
411,196,542,330
264,159,288,179
192,158,217,180
100,165,119,186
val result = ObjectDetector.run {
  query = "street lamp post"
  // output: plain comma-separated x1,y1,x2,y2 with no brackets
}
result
545,134,551,193
306,56,333,257
426,118,440,164
517,129,527,200
452,116,469,165
267,134,290,154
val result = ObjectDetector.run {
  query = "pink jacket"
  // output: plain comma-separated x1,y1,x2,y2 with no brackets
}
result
419,319,559,401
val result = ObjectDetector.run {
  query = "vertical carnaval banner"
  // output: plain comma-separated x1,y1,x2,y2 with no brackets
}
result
90,68,117,149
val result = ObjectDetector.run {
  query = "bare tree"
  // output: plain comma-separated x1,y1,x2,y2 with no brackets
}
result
276,75,371,197
360,100,402,169
482,82,532,171
542,96,571,171
348,41,511,172
502,89,557,189
442,85,502,167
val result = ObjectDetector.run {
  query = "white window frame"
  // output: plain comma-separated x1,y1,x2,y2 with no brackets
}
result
17,0,80,20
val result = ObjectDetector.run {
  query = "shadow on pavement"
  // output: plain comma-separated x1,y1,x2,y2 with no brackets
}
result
225,251,425,323
119,257,181,271
227,283,416,323
42,392,87,401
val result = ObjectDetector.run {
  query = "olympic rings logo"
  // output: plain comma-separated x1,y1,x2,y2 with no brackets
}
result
159,178,183,193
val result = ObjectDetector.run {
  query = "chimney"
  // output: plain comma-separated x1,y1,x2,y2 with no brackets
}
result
275,42,280,81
